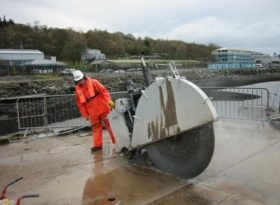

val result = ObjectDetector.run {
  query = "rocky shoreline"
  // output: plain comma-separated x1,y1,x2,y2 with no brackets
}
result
193,73,280,87
1,70,280,136
1,70,280,98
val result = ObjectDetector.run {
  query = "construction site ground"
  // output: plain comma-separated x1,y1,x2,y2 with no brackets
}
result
0,119,280,205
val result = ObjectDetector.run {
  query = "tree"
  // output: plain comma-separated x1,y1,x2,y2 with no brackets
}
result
61,30,87,64
0,17,216,62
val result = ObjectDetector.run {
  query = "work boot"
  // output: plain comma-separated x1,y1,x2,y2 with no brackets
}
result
91,147,102,153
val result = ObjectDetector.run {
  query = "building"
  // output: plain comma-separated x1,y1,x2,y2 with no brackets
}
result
81,49,106,63
0,49,66,75
89,59,115,72
0,49,44,66
268,53,280,67
23,56,66,74
208,48,256,69
208,48,280,70
251,52,273,67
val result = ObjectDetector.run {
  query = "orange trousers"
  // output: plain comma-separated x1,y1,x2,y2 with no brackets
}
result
91,114,116,148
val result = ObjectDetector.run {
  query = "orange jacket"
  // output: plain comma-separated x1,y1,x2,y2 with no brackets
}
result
75,77,111,119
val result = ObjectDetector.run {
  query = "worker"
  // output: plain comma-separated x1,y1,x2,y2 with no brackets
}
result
72,70,116,153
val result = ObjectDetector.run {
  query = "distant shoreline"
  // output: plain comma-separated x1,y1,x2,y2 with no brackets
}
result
193,73,280,87
1,72,280,135
0,72,280,98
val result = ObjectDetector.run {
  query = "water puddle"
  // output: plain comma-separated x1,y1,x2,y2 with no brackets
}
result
83,162,186,205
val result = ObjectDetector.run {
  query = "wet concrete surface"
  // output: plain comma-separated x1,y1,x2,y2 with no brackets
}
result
0,119,280,205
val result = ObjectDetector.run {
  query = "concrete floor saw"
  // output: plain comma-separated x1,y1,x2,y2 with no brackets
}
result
108,58,218,179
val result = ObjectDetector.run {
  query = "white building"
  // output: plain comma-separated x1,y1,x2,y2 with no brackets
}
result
81,49,106,63
0,49,66,75
0,49,44,66
251,52,272,66
208,48,255,69
208,48,280,69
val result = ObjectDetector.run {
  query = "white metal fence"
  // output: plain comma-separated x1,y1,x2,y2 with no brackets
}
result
0,88,278,135
15,92,127,130
202,87,271,121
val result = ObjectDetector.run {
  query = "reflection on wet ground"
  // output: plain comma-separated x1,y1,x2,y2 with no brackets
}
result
83,119,280,205
0,119,279,205
203,89,261,101
83,161,186,205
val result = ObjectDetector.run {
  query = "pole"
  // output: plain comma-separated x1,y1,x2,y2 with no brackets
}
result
141,56,153,86
20,40,24,74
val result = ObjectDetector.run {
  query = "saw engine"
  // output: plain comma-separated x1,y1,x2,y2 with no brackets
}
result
108,59,217,179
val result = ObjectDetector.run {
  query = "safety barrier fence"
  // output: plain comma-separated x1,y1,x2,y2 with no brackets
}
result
0,88,279,135
15,92,127,130
201,87,272,121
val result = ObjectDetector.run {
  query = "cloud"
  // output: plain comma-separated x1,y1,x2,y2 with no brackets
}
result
1,0,280,54
157,16,280,54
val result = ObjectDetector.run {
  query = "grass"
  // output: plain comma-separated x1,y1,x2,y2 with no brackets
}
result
31,74,63,80
111,59,201,64
109,59,202,68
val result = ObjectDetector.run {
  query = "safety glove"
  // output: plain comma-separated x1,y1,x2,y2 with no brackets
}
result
108,100,115,109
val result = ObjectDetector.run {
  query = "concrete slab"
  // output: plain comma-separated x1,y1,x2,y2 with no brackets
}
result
0,119,279,205
150,183,231,205
196,119,280,205
82,164,186,205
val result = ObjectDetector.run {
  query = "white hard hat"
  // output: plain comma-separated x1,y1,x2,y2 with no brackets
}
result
72,70,84,81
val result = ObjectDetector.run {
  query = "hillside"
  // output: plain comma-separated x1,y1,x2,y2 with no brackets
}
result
0,17,218,64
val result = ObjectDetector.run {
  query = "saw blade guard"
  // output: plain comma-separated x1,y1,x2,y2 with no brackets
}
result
131,77,217,147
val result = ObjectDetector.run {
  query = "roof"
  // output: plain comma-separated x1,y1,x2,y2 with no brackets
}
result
0,49,43,55
23,59,66,66
90,59,114,65
216,47,244,51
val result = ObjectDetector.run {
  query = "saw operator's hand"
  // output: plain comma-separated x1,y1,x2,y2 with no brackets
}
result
108,100,115,109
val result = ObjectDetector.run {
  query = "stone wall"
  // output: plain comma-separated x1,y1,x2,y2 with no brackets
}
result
1,68,280,98
1,69,280,136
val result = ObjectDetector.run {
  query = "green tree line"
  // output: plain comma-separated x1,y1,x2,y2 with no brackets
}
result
0,17,219,64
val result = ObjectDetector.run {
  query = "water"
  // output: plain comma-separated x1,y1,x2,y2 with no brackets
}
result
210,81,280,120
241,80,280,110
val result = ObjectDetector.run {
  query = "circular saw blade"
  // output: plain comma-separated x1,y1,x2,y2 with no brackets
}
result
132,123,215,179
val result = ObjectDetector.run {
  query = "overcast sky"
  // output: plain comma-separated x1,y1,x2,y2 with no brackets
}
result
1,0,280,55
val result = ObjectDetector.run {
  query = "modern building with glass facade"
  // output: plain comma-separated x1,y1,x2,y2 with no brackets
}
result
208,48,256,69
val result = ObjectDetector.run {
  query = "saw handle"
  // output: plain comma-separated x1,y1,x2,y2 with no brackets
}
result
16,194,39,205
0,177,23,199
6,177,23,187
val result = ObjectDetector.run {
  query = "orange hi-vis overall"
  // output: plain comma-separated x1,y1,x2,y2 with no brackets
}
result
75,77,116,148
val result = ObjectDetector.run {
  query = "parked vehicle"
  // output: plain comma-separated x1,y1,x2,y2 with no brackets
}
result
255,64,263,68
127,68,137,72
99,69,114,73
114,69,125,73
61,68,76,74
